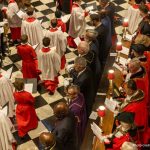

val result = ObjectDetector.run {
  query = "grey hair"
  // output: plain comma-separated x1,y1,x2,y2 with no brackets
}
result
74,57,87,68
86,29,98,38
78,41,90,53
129,58,141,69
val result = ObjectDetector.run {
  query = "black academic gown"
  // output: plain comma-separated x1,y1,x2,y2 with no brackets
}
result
52,111,78,150
95,24,107,69
71,67,95,117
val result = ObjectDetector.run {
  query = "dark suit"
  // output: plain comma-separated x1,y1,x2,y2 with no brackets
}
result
71,67,95,117
89,42,102,90
53,112,78,150
95,24,107,69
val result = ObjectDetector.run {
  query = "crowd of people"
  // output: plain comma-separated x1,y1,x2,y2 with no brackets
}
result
0,0,150,149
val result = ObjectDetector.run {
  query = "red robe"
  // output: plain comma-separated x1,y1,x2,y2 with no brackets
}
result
40,47,59,94
17,44,38,78
57,18,66,32
14,91,38,137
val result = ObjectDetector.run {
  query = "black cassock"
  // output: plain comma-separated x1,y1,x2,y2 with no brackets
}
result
57,0,73,14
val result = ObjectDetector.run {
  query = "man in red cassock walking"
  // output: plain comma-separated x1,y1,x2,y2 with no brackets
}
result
14,79,38,137
17,34,38,79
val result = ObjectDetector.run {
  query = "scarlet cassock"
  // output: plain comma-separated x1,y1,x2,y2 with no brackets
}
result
126,3,142,34
21,16,43,50
68,2,87,48
6,0,22,41
17,43,38,79
44,27,67,69
38,47,61,94
0,110,16,150
119,90,150,144
13,90,38,137
57,18,66,32
0,74,15,118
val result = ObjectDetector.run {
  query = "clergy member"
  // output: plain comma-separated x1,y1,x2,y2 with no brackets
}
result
67,85,87,144
0,110,16,150
14,79,38,138
126,0,143,34
38,37,61,95
56,0,73,14
45,19,67,69
17,34,38,79
68,0,88,48
0,65,15,118
6,0,22,44
21,7,43,50
55,10,66,32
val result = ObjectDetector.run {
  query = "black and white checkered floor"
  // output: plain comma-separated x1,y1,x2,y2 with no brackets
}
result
1,0,130,149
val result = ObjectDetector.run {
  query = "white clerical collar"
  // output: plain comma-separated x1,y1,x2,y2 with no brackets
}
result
43,46,49,48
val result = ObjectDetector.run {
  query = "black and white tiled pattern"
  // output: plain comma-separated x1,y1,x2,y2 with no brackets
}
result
1,0,129,149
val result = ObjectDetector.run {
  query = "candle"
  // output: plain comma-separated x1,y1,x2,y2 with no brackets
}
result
116,42,122,51
97,106,106,117
107,69,115,80
123,18,128,27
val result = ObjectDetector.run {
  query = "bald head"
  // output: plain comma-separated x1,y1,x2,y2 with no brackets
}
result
128,58,141,74
39,132,55,148
67,85,80,100
53,102,68,119
77,41,90,55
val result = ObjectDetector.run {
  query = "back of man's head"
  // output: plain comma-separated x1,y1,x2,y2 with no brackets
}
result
55,10,62,18
27,7,34,16
77,41,90,55
74,57,87,68
43,37,50,47
39,132,55,148
21,34,28,44
90,13,100,22
51,19,58,28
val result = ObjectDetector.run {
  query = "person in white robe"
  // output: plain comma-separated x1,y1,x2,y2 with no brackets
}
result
21,7,43,50
0,73,15,118
38,37,61,95
126,1,143,34
68,0,88,48
6,0,22,43
0,110,15,150
44,19,67,69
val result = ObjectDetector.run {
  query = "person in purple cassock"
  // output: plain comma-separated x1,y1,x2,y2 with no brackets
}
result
66,84,87,145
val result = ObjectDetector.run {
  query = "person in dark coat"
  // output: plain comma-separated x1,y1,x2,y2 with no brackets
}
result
52,102,78,150
66,85,87,145
84,31,102,89
69,57,95,117
99,9,112,52
90,13,107,70
39,132,62,150
56,0,73,14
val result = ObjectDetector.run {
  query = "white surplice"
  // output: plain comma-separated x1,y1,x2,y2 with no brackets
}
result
44,30,67,58
21,18,43,50
38,47,61,81
0,110,15,150
0,76,15,118
6,2,22,28
126,6,142,34
68,3,86,38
